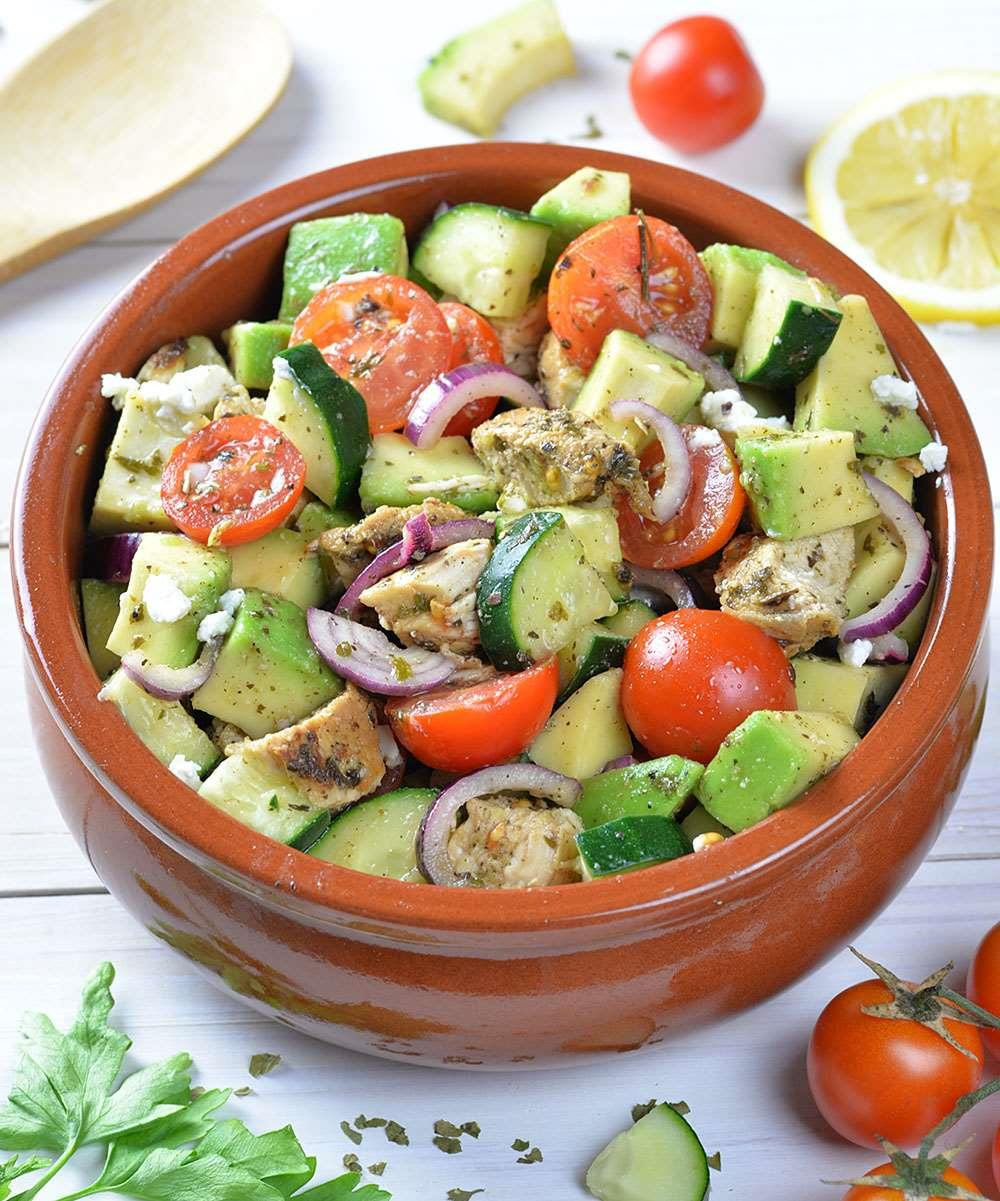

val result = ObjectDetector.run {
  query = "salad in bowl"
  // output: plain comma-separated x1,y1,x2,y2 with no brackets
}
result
81,164,943,892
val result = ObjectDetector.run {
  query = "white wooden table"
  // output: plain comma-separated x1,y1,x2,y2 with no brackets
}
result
2,3,999,1198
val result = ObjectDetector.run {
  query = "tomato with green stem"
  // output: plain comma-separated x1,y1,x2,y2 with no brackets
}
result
547,214,712,371
160,415,305,547
841,1163,983,1200
439,300,504,436
386,658,559,773
967,921,1000,1060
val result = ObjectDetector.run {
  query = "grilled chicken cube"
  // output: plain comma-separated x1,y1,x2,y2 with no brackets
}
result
447,795,584,888
488,291,550,379
536,329,587,409
471,407,652,515
212,385,264,421
241,684,384,809
715,527,856,656
359,538,493,655
317,498,466,591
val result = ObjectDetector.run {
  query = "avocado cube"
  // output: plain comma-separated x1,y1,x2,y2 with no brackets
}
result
794,295,932,457
680,803,731,841
278,214,409,320
99,668,219,774
859,454,914,504
529,669,631,781
697,710,860,832
223,321,292,391
699,244,803,351
295,501,355,540
576,755,704,829
106,534,230,669
572,330,703,453
845,517,905,621
736,429,879,540
191,589,342,738
228,529,326,611
80,579,125,679
531,166,630,276
360,432,499,514
793,654,906,732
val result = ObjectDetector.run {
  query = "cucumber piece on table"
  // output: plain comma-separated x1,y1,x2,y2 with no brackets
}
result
411,202,551,319
576,756,704,830
602,599,657,640
81,579,125,679
223,321,292,391
556,622,628,700
586,1102,710,1201
265,343,369,508
476,510,616,670
734,264,842,389
577,815,692,877
308,788,436,882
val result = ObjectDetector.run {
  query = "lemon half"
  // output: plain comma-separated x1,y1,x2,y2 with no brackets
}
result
806,71,1000,323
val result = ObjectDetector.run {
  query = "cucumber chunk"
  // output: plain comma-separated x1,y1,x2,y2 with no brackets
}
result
223,321,292,391
295,500,355,540
308,788,436,882
360,432,498,514
531,166,631,278
476,510,616,669
418,0,575,138
699,243,803,351
557,622,628,700
411,202,551,319
228,529,325,610
586,1102,710,1201
577,816,692,878
278,213,409,320
99,669,219,775
576,756,704,829
265,343,369,508
530,668,631,780
80,579,125,679
602,599,657,639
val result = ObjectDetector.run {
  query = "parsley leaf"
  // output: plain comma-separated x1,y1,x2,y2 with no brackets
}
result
0,1154,48,1199
294,1172,391,1201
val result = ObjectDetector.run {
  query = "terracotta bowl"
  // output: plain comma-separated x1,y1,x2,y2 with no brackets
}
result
13,144,993,1068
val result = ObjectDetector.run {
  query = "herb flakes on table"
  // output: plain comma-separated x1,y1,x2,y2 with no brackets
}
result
572,113,604,140
384,1119,410,1146
248,1051,282,1078
447,1189,485,1200
342,1119,364,1146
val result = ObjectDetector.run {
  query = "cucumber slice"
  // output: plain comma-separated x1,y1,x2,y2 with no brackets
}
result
223,321,292,391
557,622,628,700
265,343,369,508
734,264,842,389
198,748,330,849
411,203,551,319
295,500,355,540
576,815,692,877
699,243,803,351
99,669,219,775
476,510,616,670
602,600,657,640
586,1102,710,1201
530,166,631,278
360,432,498,514
576,756,704,829
308,788,436,882
81,579,125,679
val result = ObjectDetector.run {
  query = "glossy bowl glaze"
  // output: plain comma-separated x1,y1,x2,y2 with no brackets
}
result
13,144,992,1067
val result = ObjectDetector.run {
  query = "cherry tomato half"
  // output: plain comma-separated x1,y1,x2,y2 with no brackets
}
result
290,274,452,434
440,301,504,436
630,16,764,154
843,1163,982,1201
161,415,305,547
547,215,712,371
621,609,795,763
386,659,559,773
967,922,1000,1060
617,426,746,570
808,977,984,1149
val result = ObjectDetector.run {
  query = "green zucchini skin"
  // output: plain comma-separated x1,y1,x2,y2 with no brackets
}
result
576,815,692,876
737,302,842,389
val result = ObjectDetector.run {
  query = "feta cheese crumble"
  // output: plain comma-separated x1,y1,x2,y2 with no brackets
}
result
838,638,872,667
699,389,790,434
219,588,245,614
168,754,203,790
919,441,949,472
101,373,135,409
142,575,192,623
687,425,723,451
101,365,233,422
196,588,245,643
871,374,919,409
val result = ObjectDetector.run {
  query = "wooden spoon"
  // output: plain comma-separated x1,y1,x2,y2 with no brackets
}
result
0,0,292,283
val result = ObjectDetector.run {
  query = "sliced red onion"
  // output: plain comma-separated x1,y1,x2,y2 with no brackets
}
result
336,515,495,617
307,608,457,696
432,200,452,220
602,755,637,773
627,563,697,611
416,764,583,886
646,330,740,394
869,633,909,663
405,363,545,448
840,473,933,642
120,636,221,701
369,725,407,796
610,399,691,524
86,533,143,583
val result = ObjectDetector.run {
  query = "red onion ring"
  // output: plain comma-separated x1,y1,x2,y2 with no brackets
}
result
602,755,637,772
646,330,740,394
869,633,909,663
336,516,495,617
367,725,407,796
610,399,691,524
416,763,582,886
404,363,545,449
840,473,933,642
626,563,697,611
120,636,222,701
86,533,143,583
307,608,457,697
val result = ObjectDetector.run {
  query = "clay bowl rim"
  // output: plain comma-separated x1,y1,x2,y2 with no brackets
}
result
12,143,993,937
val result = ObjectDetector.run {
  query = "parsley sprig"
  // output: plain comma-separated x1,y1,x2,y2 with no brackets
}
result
0,964,390,1201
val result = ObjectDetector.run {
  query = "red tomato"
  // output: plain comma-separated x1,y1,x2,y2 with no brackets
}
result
842,1163,982,1200
967,922,1000,1060
290,275,452,434
161,416,305,547
621,610,794,763
439,301,504,436
386,659,558,773
994,1124,1000,1195
617,426,745,569
808,978,984,1149
630,17,764,154
547,215,712,371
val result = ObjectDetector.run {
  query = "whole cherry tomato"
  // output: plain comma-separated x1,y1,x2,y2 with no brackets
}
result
842,1162,982,1200
967,921,1000,1060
